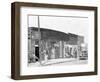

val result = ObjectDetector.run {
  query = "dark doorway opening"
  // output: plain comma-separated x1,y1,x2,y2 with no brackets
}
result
35,47,39,61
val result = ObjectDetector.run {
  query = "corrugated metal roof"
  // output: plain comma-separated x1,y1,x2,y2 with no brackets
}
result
29,27,69,41
28,27,84,44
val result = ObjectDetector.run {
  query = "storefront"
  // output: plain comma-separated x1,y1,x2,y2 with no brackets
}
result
28,27,86,64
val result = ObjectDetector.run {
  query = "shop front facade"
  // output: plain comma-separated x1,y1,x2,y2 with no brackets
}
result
28,27,87,64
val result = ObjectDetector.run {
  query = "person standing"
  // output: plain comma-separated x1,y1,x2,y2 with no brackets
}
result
44,50,48,63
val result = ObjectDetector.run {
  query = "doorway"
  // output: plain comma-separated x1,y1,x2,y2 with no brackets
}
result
35,46,39,61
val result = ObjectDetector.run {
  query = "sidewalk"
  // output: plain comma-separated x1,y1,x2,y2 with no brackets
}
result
29,58,87,67
41,58,77,66
29,58,77,67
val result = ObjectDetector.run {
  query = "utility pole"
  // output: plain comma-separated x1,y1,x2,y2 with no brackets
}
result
38,16,42,65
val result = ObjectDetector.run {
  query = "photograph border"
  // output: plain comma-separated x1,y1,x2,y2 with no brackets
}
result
11,2,98,80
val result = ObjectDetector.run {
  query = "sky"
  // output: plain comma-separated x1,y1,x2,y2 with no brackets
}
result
28,15,88,43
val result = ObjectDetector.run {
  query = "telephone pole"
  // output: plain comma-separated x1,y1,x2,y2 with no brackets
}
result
38,16,42,65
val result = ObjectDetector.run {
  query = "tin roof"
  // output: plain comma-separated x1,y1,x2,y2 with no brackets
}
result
29,27,69,41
